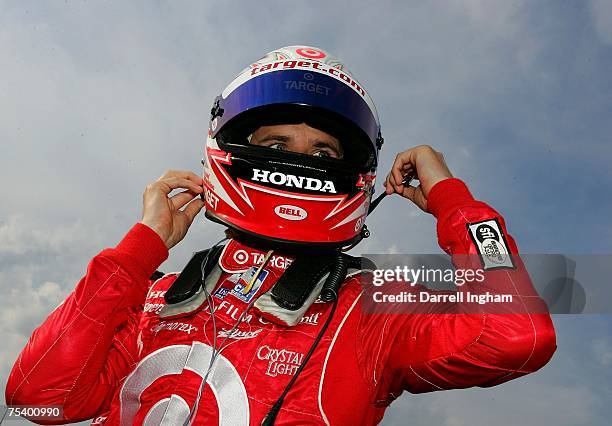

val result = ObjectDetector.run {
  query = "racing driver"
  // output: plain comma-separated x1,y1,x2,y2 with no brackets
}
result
6,46,556,425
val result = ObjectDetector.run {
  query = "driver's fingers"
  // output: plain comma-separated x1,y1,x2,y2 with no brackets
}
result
150,177,203,196
391,152,414,191
183,197,205,223
171,190,199,209
385,172,397,194
159,170,203,185
401,163,415,178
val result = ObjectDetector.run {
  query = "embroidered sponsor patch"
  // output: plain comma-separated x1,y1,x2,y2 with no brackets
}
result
213,273,241,300
219,239,294,272
230,267,269,303
467,218,515,270
218,328,262,340
143,303,165,314
299,312,322,326
214,287,231,300
152,322,198,335
257,345,305,377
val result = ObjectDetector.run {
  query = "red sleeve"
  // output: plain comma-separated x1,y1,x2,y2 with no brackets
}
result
358,179,556,401
5,223,168,424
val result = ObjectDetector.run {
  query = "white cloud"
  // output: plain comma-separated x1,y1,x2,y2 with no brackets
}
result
0,215,99,256
0,216,105,389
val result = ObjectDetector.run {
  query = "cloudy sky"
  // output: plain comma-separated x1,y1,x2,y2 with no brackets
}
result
1,1,611,424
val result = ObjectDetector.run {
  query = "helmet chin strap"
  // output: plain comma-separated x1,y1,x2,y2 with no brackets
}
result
341,172,416,253
367,172,415,216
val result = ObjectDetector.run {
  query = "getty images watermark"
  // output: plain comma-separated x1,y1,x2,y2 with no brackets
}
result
359,254,611,315
370,264,508,305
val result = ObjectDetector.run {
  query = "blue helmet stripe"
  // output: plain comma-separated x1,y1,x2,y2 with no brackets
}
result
213,69,379,154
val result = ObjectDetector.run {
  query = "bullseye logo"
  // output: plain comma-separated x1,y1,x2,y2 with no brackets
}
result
233,249,249,265
296,47,326,59
119,342,249,425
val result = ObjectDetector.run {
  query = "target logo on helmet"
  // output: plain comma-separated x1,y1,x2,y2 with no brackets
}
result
295,47,326,59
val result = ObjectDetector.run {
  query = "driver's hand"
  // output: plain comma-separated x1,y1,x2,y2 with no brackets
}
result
384,145,453,212
140,170,205,249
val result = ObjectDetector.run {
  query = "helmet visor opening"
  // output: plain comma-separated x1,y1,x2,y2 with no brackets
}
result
216,104,376,172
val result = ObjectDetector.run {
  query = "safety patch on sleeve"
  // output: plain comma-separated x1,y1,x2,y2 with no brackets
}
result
467,218,515,270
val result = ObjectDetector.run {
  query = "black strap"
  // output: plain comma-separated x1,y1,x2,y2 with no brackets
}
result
163,243,376,308
164,245,224,305
271,253,338,311
149,270,165,281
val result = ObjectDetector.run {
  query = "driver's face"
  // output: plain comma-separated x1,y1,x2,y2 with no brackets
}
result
249,123,343,159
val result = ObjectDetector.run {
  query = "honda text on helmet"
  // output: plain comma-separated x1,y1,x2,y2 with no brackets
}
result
203,45,383,248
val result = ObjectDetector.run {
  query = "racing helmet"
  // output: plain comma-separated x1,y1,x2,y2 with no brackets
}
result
203,45,383,248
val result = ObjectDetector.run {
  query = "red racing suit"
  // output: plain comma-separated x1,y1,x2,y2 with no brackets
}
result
5,179,557,425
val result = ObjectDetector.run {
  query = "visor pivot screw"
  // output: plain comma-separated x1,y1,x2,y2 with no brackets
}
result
376,131,384,150
210,99,224,119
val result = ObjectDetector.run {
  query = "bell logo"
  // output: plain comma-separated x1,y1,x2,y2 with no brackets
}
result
274,205,308,221
252,169,337,193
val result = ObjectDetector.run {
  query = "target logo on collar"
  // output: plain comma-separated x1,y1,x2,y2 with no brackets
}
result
296,47,326,59
233,249,249,265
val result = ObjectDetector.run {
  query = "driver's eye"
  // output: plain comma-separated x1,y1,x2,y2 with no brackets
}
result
313,151,331,158
268,142,286,150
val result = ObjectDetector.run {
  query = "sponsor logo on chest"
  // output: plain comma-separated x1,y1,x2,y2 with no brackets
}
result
213,299,255,323
231,250,293,269
218,328,263,340
143,303,165,314
257,345,305,377
147,290,167,299
152,322,198,335
299,312,322,325
144,288,168,313
210,299,270,327
214,267,269,303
